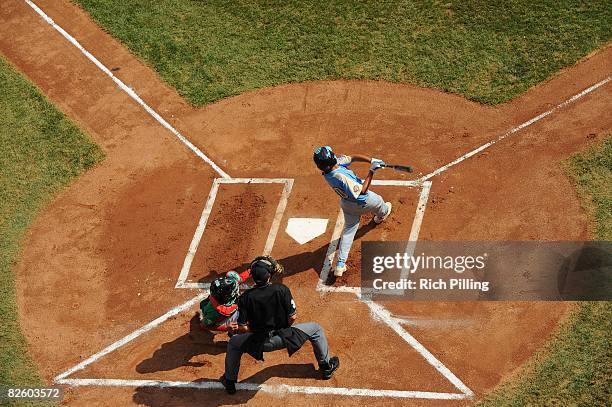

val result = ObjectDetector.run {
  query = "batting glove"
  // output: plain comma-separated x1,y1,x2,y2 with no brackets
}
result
370,158,385,171
370,161,384,172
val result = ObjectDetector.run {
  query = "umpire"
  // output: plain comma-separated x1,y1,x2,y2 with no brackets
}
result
220,256,340,394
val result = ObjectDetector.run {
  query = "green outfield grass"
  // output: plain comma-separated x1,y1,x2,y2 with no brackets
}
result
73,0,611,106
478,138,612,406
0,57,103,406
567,138,612,240
478,301,612,406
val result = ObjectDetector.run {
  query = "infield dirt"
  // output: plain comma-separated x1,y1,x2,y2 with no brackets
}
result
1,0,611,406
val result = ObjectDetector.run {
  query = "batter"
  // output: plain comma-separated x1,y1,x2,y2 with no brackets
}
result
313,146,392,278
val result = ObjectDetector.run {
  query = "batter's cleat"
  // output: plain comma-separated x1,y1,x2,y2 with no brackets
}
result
220,375,236,394
320,356,340,380
334,262,347,277
374,202,392,224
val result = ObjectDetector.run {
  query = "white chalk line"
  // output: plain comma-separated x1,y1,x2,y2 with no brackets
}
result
175,181,221,288
264,179,294,255
54,293,205,382
368,179,421,187
317,284,360,294
402,180,431,280
364,299,473,396
407,181,432,242
52,288,471,399
24,0,230,179
420,75,612,182
215,178,295,184
178,282,212,289
56,378,471,399
176,178,293,288
377,180,434,297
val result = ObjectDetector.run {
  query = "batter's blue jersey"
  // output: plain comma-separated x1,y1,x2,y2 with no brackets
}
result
323,155,368,203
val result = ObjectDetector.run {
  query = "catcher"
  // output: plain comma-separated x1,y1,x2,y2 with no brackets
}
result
198,270,248,333
198,256,284,333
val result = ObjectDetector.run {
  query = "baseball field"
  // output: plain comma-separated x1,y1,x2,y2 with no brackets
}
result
0,0,610,406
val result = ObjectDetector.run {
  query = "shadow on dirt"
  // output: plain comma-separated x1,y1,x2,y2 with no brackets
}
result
136,315,227,373
132,221,378,405
196,220,377,285
132,363,317,406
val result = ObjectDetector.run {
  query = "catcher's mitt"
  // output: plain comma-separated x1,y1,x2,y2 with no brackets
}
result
250,255,284,277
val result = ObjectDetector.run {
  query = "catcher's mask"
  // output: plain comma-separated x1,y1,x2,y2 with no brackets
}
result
210,276,240,305
250,258,274,286
313,146,337,173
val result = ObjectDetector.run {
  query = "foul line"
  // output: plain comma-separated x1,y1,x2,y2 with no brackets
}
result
25,0,230,179
420,75,612,181
364,299,473,396
54,293,205,382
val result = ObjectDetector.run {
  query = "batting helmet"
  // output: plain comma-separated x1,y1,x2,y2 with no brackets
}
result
313,146,337,172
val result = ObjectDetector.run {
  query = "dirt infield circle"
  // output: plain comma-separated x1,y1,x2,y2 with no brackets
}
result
2,0,611,405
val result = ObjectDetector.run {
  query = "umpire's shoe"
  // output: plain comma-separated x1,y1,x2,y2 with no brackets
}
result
319,356,340,380
220,375,236,394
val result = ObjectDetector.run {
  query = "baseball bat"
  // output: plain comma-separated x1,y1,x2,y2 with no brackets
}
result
382,164,413,173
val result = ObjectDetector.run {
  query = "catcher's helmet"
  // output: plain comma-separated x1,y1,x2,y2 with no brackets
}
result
313,146,337,172
210,276,240,305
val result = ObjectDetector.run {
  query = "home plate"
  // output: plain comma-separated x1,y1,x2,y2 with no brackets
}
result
286,218,329,245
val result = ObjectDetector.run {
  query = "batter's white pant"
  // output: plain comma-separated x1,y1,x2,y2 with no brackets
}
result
337,191,388,265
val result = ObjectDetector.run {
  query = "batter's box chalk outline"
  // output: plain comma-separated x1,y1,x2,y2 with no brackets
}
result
175,178,294,289
317,180,432,294
53,292,473,400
